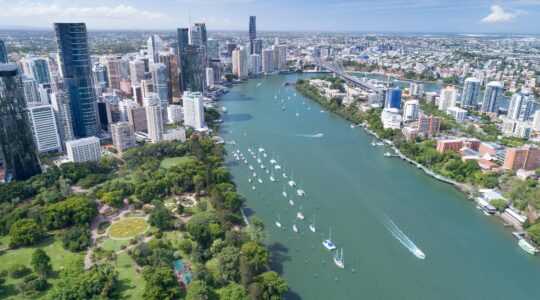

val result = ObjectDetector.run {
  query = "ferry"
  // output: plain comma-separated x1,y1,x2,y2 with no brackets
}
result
333,248,345,269
414,249,426,260
275,214,282,228
519,239,539,255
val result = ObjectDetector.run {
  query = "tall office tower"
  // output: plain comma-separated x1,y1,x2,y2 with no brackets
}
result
250,54,262,76
195,23,208,49
54,23,99,138
262,49,274,74
28,103,62,153
461,77,481,109
232,47,249,79
226,42,237,58
183,91,205,130
110,122,136,153
119,98,138,121
128,106,148,132
145,94,163,143
438,86,457,113
129,60,145,84
385,88,402,109
409,82,421,97
249,16,256,54
177,28,189,90
65,137,101,163
92,63,108,88
152,63,169,108
22,77,41,102
102,93,120,122
0,40,7,63
403,100,419,121
159,52,182,99
273,44,287,71
206,68,214,87
252,39,263,55
38,83,53,104
189,24,205,48
106,56,122,90
24,57,51,84
180,46,204,92
147,34,163,64
0,63,41,181
50,91,75,143
209,59,222,86
481,81,503,114
132,84,143,106
207,39,220,60
508,91,535,121
97,100,112,131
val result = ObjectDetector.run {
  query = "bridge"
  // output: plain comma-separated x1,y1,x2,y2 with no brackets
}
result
311,58,382,94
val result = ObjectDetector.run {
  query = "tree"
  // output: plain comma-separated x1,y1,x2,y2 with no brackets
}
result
187,212,222,249
215,246,240,284
31,249,52,277
149,201,174,230
62,225,92,252
42,194,97,230
52,260,119,299
186,280,217,300
9,218,45,248
256,271,288,300
245,217,267,244
142,267,183,300
218,283,249,300
490,199,507,212
527,223,540,244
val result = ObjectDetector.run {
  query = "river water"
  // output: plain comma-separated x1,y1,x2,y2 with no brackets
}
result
219,73,540,300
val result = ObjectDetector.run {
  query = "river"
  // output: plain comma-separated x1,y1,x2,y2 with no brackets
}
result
219,73,540,300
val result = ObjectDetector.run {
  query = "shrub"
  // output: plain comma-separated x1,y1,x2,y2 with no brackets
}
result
9,264,31,279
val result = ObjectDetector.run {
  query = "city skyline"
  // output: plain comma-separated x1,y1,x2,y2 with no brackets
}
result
0,1,539,34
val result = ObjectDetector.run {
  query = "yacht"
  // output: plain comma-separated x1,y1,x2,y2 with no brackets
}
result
309,215,316,233
323,226,337,250
252,186,256,190
292,221,298,233
275,165,282,170
249,165,254,171
257,158,262,164
282,172,288,178
244,160,248,164
270,158,277,165
333,249,345,269
297,189,306,197
288,173,296,187
320,110,325,113
248,178,252,183
252,172,257,177
258,147,265,153
414,249,426,260
275,214,282,228
260,164,265,169
297,206,305,220
265,169,269,174
263,152,268,158
257,178,263,184
282,106,286,110
282,185,288,198
221,107,228,113
289,198,295,206
519,239,539,255
270,175,276,182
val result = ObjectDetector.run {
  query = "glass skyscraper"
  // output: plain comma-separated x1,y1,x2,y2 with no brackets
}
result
249,16,256,54
481,81,503,114
385,88,402,109
181,45,205,93
0,63,41,181
177,28,190,92
54,23,100,138
0,40,7,63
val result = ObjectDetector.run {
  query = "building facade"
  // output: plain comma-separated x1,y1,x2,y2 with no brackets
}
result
183,91,205,130
110,122,136,153
65,136,101,163
28,103,62,153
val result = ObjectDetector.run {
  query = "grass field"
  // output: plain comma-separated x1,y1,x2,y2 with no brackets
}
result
116,252,146,299
160,156,195,169
108,218,149,239
0,236,82,299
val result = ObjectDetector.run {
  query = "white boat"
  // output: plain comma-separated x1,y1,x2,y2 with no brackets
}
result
384,152,392,157
252,172,257,177
519,239,539,255
270,159,277,165
275,165,282,170
288,172,296,187
263,152,267,158
249,165,254,170
297,206,304,220
282,172,288,178
252,186,256,190
260,164,265,169
414,249,426,260
257,178,263,184
258,147,265,153
323,227,337,250
265,169,269,174
282,185,288,198
257,158,262,164
247,148,252,153
292,221,298,233
289,198,295,206
320,110,325,113
350,124,355,129
308,107,311,110
297,189,305,197
248,178,252,183
282,106,286,110
275,214,282,228
270,175,275,182
314,133,323,137
221,107,228,113
309,215,316,233
244,160,248,164
333,248,345,269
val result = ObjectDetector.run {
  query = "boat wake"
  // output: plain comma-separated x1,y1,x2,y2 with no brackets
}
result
381,215,425,260
256,82,262,87
291,133,324,138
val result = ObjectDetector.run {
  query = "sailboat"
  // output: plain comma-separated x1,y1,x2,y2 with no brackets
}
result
248,178,252,183
297,182,305,196
270,153,277,165
297,206,305,220
282,185,288,198
270,170,276,182
289,197,295,206
295,108,300,117
288,172,296,187
333,248,345,269
249,165,254,171
292,220,298,233
309,215,316,233
323,226,337,250
257,178,263,184
275,214,282,228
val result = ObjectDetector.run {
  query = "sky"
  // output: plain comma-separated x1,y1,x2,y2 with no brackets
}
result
0,0,539,34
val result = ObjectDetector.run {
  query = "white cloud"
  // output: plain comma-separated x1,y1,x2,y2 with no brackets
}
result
0,2,169,20
481,4,523,23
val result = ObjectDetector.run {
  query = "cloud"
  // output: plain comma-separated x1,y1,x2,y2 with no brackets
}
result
481,4,523,23
0,2,169,20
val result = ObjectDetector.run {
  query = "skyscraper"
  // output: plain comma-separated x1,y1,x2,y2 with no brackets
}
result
145,93,163,143
262,49,274,74
147,34,163,64
54,23,100,138
250,54,262,76
206,68,214,87
438,86,457,113
232,47,249,79
28,103,62,153
152,63,169,108
273,44,287,71
106,56,123,90
481,81,503,114
177,27,190,91
189,24,206,48
249,16,256,54
183,91,205,130
23,57,51,84
0,63,41,181
461,77,481,109
0,40,7,63
508,91,535,121
180,46,204,92
252,39,263,55
385,88,402,109
50,91,75,144
22,77,40,103
207,39,220,60
159,52,182,99
110,122,136,153
129,60,145,84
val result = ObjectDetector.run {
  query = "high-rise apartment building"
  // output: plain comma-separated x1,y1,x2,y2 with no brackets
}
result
418,115,441,135
273,44,287,71
232,47,249,79
152,63,169,108
250,54,262,76
128,106,148,133
23,57,51,84
438,86,457,113
66,137,101,163
507,91,535,121
207,39,220,60
403,100,419,121
28,103,62,153
22,77,41,102
262,49,274,74
183,91,205,130
110,122,136,153
50,91,75,144
129,60,145,84
461,77,481,109
481,81,503,114
160,52,183,98
54,23,99,138
206,68,214,87
0,63,41,181
385,88,402,109
503,145,540,171
145,94,163,143
106,56,123,90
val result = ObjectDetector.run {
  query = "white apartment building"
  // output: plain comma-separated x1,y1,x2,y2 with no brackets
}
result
66,137,101,163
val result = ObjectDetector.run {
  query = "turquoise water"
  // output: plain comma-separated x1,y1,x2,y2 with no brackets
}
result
219,73,540,300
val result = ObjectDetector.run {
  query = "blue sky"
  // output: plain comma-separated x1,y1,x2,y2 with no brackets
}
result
0,0,539,33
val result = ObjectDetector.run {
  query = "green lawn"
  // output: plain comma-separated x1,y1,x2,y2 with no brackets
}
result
116,252,146,299
160,156,194,169
0,236,82,299
108,218,149,239
100,238,130,252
